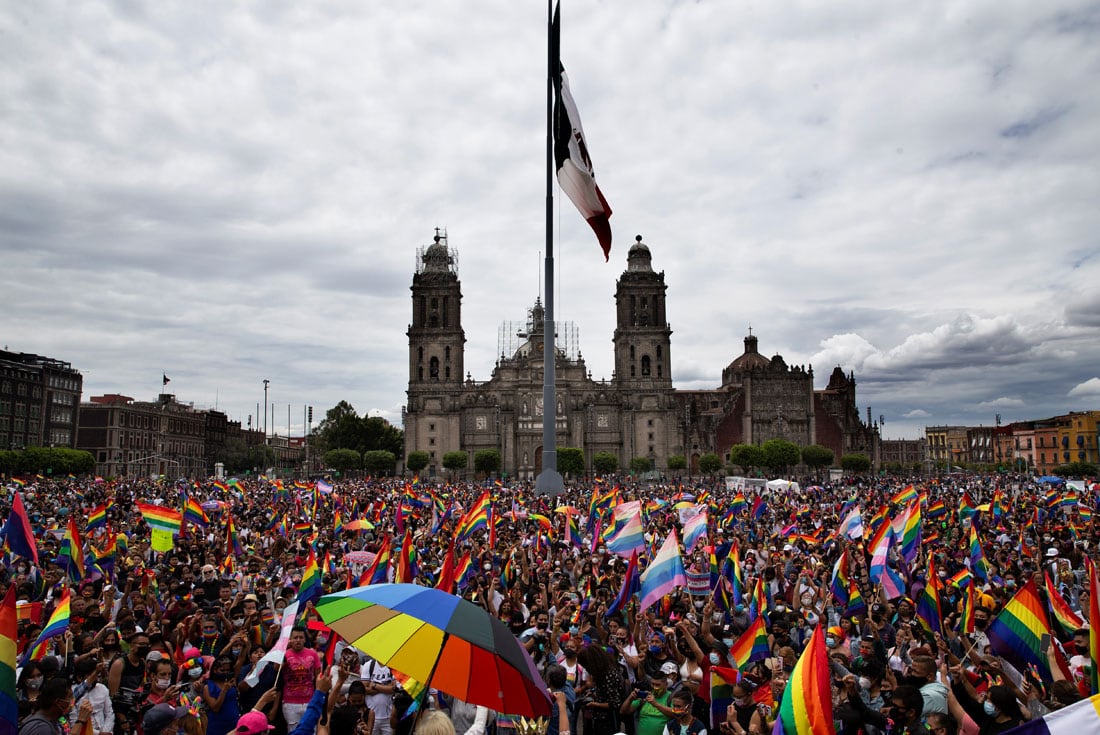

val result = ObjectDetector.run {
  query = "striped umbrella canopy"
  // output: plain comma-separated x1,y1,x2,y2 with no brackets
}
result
316,583,551,717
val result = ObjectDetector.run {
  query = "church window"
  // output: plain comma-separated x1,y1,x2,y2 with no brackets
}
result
647,419,653,426
641,296,648,309
630,365,636,377
418,367,423,381
429,423,435,431
656,346,662,358
442,297,448,326
418,347,423,362
641,355,651,376
445,366,451,379
445,346,451,361
657,364,662,377
429,437,435,445
629,346,635,360
429,357,439,379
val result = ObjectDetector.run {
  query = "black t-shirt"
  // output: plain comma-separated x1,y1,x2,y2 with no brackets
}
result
331,704,369,734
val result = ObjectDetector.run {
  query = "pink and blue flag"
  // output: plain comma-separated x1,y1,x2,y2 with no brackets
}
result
639,530,687,611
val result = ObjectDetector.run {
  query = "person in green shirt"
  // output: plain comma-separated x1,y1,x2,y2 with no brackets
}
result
621,675,676,735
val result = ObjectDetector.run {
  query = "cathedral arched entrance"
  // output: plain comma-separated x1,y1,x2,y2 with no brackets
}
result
691,453,700,475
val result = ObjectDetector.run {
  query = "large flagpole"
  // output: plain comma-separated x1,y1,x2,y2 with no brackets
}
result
536,0,564,496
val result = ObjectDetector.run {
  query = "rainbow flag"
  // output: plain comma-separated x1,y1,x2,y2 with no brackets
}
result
959,492,978,520
947,569,973,589
710,665,741,728
1,585,17,735
22,590,70,665
926,499,946,519
360,536,392,586
453,551,474,591
1043,571,1084,635
773,625,833,735
987,578,1061,682
846,579,866,617
968,524,990,583
893,501,921,563
212,479,229,493
455,490,490,541
958,582,976,635
395,528,416,584
916,558,943,637
1087,558,1100,695
57,517,85,583
1004,693,1100,734
183,498,208,527
729,614,769,669
639,530,686,611
751,497,767,521
891,484,918,506
0,492,38,564
730,492,748,515
86,504,108,532
226,514,243,557
296,548,322,605
136,502,182,534
565,516,584,550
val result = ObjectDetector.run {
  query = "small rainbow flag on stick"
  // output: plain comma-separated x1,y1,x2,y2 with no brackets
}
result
136,502,182,535
21,590,71,665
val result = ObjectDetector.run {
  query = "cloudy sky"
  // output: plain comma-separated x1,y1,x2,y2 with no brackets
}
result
3,0,1099,441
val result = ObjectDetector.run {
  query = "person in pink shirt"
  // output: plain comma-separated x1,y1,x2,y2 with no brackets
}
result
280,627,321,731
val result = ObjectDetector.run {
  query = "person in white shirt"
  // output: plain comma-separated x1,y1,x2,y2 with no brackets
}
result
71,657,115,735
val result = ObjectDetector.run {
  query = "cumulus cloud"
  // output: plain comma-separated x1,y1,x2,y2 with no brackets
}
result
903,409,931,418
1068,378,1100,398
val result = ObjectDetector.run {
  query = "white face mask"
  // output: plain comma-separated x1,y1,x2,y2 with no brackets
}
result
858,677,871,690
157,677,172,689
708,653,720,665
188,667,203,678
483,563,492,571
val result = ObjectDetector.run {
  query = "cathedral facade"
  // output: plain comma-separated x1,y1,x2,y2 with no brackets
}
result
403,233,878,479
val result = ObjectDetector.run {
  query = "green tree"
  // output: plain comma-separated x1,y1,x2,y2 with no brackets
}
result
1053,461,1099,478
324,448,362,473
884,461,903,474
592,451,618,475
315,401,405,457
801,444,834,470
762,439,801,474
840,453,872,473
667,455,687,471
362,450,397,475
406,450,430,473
727,444,764,473
474,449,502,476
0,450,15,474
442,451,469,478
557,448,585,477
630,456,653,473
698,453,723,475
362,416,404,456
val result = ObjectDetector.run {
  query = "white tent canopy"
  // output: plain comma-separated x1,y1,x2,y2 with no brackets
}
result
766,479,800,493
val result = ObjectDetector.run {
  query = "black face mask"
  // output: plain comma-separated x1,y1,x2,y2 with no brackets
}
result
903,675,926,689
974,619,988,630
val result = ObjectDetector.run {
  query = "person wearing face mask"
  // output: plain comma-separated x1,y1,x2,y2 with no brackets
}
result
69,656,115,735
883,685,931,735
236,645,277,714
660,688,705,735
202,654,241,735
139,658,181,711
953,683,1021,735
829,675,889,735
905,656,948,716
720,680,764,735
17,662,45,708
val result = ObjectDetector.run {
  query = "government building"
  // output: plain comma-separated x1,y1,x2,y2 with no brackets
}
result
403,233,879,479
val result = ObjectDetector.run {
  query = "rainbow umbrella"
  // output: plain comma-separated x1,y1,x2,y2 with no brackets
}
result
316,583,551,717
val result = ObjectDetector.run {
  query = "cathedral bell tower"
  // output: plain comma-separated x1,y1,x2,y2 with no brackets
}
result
408,231,465,389
613,236,672,389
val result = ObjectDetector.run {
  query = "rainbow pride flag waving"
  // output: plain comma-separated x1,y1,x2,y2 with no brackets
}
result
772,625,833,735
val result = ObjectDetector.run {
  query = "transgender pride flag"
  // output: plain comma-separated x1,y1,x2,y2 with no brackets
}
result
639,530,686,611
607,501,645,558
682,508,708,554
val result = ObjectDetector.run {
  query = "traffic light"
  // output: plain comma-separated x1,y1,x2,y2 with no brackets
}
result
308,406,313,423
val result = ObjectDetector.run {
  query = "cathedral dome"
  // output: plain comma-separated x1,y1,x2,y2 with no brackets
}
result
422,234,453,273
627,235,653,272
724,333,770,373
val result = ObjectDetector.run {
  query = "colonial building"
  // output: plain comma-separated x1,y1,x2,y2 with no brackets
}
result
403,233,879,478
77,393,208,478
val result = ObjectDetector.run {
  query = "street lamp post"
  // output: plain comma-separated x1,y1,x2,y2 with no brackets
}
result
263,379,270,441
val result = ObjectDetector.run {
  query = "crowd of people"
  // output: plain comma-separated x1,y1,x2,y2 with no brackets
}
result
2,471,1098,735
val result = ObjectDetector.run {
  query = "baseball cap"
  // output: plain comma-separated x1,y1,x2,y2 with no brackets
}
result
1046,547,1059,558
870,603,885,614
235,711,275,734
660,661,678,675
143,704,189,734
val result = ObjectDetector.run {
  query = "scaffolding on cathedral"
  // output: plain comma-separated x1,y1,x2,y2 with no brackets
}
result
497,300,580,363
